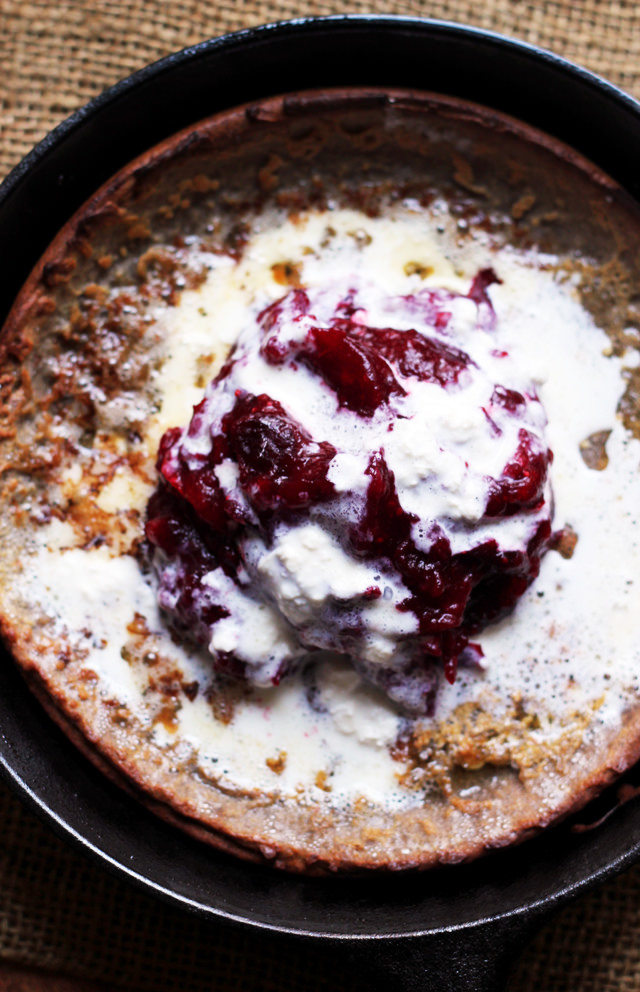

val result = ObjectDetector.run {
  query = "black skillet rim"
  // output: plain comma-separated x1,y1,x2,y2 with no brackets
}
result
2,15,640,941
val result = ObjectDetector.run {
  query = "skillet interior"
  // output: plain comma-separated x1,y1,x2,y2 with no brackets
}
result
4,635,640,940
2,15,640,946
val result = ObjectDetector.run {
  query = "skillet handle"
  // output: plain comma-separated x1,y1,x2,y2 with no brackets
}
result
342,913,542,991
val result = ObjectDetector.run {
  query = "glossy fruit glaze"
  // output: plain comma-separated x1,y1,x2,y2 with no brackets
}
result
146,273,553,712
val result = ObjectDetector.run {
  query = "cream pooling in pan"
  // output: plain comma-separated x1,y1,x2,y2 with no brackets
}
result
18,204,640,805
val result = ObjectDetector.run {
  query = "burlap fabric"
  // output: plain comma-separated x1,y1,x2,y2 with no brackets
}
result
2,1,640,989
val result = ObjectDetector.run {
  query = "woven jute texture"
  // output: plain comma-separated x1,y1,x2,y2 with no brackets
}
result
3,1,640,989
3,0,640,178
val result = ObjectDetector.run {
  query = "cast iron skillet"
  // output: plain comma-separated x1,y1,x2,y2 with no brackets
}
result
2,17,640,991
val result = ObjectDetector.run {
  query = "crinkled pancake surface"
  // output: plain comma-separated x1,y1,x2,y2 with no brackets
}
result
2,90,640,872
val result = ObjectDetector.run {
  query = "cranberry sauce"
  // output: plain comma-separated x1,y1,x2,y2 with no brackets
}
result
146,275,553,713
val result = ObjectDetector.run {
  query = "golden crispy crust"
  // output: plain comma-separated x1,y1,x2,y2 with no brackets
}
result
2,89,640,872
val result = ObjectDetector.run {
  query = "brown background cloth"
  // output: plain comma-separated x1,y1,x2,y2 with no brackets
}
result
2,1,640,989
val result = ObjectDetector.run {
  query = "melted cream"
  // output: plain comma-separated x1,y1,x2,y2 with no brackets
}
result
14,203,640,805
